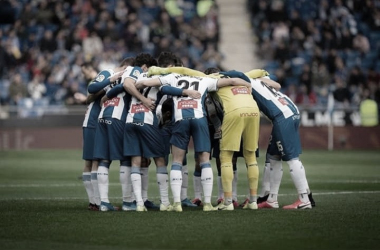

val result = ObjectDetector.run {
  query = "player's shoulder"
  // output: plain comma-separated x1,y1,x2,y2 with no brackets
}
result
94,69,113,82
123,66,143,79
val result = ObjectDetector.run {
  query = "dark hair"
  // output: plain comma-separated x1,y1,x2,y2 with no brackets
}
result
157,51,177,67
134,53,156,67
81,62,94,69
119,57,135,67
204,67,220,75
174,56,183,67
80,62,98,72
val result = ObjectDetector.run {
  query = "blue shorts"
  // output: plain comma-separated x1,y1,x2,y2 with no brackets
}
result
93,118,126,161
82,127,96,160
124,123,165,158
171,117,211,153
267,115,302,161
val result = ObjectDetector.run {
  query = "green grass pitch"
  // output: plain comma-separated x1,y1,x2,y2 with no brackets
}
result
0,149,379,250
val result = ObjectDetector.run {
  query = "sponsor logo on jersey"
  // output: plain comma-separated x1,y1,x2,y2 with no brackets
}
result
104,97,120,107
131,104,149,113
178,100,198,109
231,87,249,95
240,112,259,117
99,118,112,124
95,74,105,82
278,97,289,106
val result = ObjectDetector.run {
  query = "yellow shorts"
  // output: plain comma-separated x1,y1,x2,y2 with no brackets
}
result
219,107,260,152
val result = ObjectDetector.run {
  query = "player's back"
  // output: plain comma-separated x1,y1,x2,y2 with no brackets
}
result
127,72,161,125
217,85,258,114
159,73,218,121
250,78,299,120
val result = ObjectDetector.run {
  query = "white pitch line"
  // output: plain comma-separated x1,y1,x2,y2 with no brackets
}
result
0,191,379,201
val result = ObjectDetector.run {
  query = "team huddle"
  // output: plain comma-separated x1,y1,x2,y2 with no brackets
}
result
80,51,315,212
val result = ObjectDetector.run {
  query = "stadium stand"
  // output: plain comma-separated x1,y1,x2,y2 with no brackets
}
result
247,0,380,110
0,0,220,117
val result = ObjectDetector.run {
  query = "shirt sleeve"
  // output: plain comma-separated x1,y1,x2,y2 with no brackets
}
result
206,77,218,92
158,74,175,86
87,70,112,94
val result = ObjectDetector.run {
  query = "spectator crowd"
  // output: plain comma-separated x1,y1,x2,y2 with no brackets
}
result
247,0,380,110
1,0,379,119
0,0,220,114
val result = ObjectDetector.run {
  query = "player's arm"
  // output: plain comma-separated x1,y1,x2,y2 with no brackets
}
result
135,78,161,89
258,77,281,91
219,70,250,82
100,84,124,106
148,66,206,77
86,89,105,104
123,77,155,110
160,86,201,99
217,77,252,91
87,70,124,94
244,69,270,79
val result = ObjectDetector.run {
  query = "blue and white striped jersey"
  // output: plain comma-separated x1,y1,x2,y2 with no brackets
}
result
98,66,142,121
126,72,161,125
82,69,113,128
250,78,299,120
159,73,218,122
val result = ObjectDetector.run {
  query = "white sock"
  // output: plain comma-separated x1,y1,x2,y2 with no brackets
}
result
287,159,310,203
200,162,213,204
170,163,182,203
82,172,94,204
120,165,133,202
181,165,188,201
259,162,271,197
91,171,100,205
97,166,110,203
141,167,149,202
268,159,283,202
131,167,143,206
193,173,202,200
217,176,224,199
157,166,170,206
232,170,238,201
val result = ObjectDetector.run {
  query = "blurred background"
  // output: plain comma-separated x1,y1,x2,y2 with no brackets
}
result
0,0,379,150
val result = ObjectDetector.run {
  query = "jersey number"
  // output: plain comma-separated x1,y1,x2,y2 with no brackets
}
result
177,80,199,90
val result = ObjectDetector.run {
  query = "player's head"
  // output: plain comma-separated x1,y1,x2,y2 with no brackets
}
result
157,51,178,67
174,55,184,67
204,67,220,75
119,57,135,67
134,53,157,72
80,62,98,81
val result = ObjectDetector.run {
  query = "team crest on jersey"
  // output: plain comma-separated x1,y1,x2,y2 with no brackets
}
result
178,100,198,109
95,74,105,82
132,70,141,77
231,87,249,95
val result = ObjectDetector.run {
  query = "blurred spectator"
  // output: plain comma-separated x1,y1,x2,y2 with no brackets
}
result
39,30,57,53
27,74,46,100
333,75,352,108
83,31,104,58
248,0,380,108
352,32,370,55
0,0,221,109
8,73,28,105
347,66,367,89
